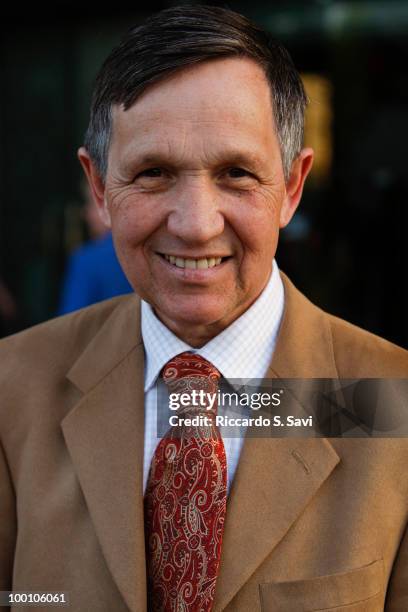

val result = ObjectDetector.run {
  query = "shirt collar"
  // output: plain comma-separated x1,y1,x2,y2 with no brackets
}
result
141,260,284,391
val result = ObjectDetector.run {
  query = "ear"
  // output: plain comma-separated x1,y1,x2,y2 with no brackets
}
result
77,147,111,228
279,147,314,228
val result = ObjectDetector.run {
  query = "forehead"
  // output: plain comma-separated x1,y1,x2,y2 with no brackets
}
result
108,57,278,166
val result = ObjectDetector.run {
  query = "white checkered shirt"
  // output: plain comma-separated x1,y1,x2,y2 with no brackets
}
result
141,260,285,493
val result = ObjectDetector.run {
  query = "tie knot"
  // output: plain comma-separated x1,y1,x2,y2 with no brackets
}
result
162,352,220,382
161,352,221,410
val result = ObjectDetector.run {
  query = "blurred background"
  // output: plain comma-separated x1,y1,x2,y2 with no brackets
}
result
0,0,407,346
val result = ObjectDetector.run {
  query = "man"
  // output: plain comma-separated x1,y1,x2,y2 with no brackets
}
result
0,6,407,611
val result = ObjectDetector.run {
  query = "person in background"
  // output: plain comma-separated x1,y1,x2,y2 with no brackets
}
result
58,180,132,314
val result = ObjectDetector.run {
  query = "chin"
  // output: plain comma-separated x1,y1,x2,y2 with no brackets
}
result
159,298,233,330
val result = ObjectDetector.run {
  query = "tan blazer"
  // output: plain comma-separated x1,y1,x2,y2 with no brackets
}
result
0,273,407,611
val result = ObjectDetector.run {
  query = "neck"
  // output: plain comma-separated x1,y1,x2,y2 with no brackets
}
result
157,318,225,348
154,292,268,348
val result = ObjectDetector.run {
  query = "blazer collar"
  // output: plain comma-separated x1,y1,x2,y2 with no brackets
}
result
269,272,339,379
66,294,142,393
62,273,340,612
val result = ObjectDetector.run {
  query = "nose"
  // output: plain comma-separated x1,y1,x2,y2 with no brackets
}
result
166,177,224,244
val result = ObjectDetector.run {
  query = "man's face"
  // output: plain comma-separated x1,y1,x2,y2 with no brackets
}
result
81,57,312,345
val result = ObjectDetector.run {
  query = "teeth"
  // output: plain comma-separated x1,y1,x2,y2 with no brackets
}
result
162,254,225,269
196,258,208,269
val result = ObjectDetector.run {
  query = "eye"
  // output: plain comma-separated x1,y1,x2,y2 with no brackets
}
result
221,167,258,190
137,167,163,178
133,167,172,190
227,167,251,178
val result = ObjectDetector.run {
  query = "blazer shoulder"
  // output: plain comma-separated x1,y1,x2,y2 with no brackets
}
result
0,294,138,385
326,312,408,377
278,272,408,378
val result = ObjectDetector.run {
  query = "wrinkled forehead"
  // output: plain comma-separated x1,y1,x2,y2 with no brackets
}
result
117,55,274,113
108,57,277,155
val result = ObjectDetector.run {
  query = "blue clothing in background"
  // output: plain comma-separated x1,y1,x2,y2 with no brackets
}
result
58,232,133,315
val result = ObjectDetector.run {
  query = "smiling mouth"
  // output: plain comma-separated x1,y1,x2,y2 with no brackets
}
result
159,253,230,269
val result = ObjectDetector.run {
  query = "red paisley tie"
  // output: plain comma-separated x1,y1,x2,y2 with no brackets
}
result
144,352,227,611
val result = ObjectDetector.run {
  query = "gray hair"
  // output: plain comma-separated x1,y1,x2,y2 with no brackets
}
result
84,5,307,182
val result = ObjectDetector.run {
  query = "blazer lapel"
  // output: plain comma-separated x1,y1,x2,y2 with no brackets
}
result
214,272,341,611
61,296,147,612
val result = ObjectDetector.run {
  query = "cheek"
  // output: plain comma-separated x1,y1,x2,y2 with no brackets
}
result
228,199,280,257
109,199,160,248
